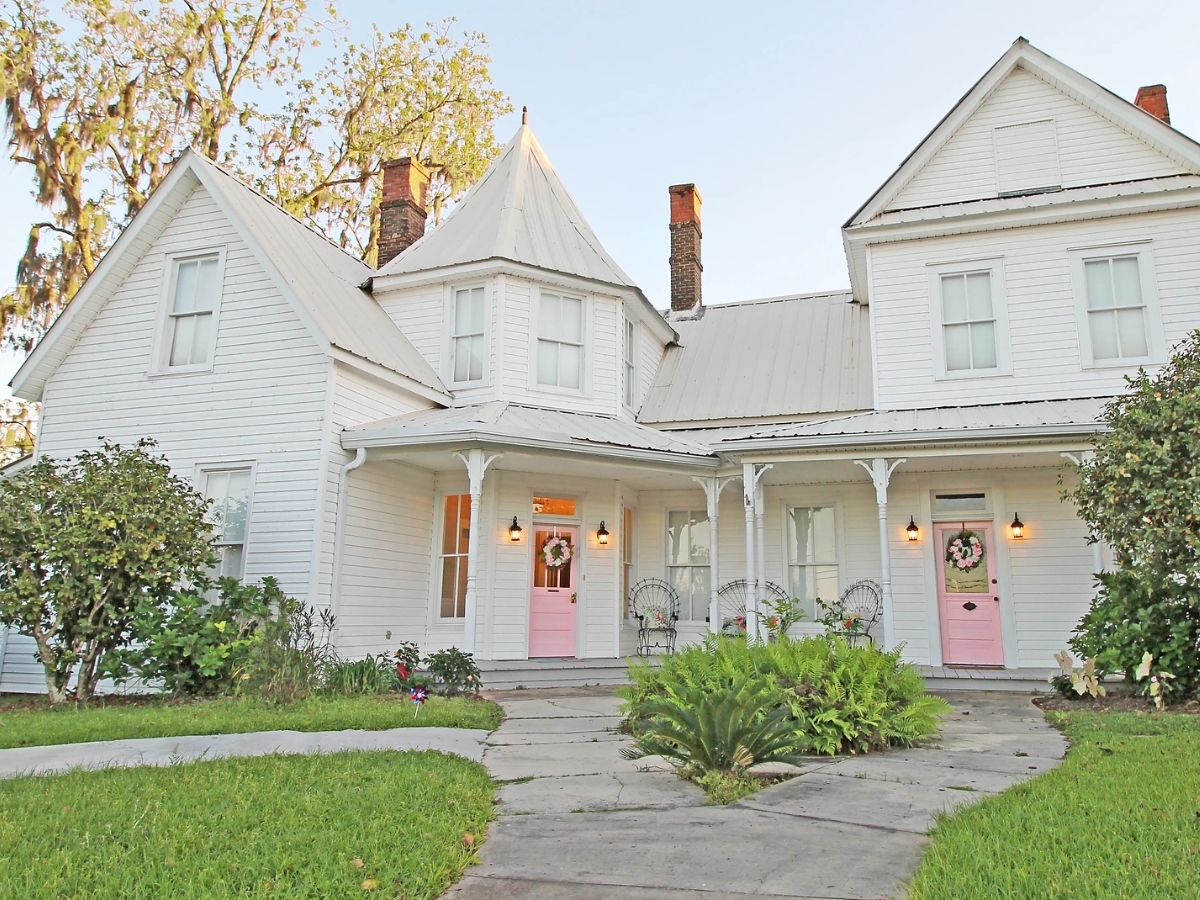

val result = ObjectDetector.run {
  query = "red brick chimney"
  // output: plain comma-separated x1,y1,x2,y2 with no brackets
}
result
668,184,702,314
378,157,430,267
1134,85,1170,125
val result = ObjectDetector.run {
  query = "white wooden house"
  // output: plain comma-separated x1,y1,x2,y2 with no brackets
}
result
4,39,1198,691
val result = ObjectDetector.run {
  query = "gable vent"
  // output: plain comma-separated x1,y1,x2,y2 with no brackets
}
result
992,119,1061,196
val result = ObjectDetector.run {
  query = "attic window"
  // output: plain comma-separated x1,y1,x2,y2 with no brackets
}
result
992,120,1061,196
159,251,224,372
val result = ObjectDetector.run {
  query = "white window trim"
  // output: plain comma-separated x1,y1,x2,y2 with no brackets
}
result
444,281,491,388
529,286,589,396
927,258,1012,380
623,317,639,411
151,247,228,376
665,507,711,624
195,460,256,581
1068,242,1165,370
782,501,842,621
991,118,1061,197
434,490,473,622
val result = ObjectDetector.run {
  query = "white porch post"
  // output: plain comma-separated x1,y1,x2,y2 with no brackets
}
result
454,449,502,655
854,457,905,650
741,463,771,642
695,475,736,633
755,479,768,640
1062,450,1104,574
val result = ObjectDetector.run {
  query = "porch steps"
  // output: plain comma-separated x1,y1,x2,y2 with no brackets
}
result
921,665,1057,693
477,657,639,691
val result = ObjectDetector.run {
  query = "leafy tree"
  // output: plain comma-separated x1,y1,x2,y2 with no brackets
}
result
0,439,215,702
0,0,511,352
1067,330,1200,697
1,396,35,464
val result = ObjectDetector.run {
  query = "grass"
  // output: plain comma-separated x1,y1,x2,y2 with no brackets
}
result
906,710,1200,899
0,749,494,899
0,693,504,750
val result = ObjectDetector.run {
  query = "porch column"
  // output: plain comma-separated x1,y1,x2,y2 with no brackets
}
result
1062,450,1104,574
454,449,502,655
742,462,771,643
854,457,905,650
695,475,736,633
755,479,768,640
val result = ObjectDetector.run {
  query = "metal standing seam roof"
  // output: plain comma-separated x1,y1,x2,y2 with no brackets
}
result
342,401,716,459
717,396,1112,450
637,292,874,425
376,125,638,291
195,153,447,393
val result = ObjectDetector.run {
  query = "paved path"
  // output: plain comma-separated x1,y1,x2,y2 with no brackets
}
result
0,727,490,778
449,688,1066,900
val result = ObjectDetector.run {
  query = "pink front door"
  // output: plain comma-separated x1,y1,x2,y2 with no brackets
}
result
529,525,578,658
935,521,1004,666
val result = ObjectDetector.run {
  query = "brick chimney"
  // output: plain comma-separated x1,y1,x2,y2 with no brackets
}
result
1134,84,1170,125
378,157,430,266
668,184,702,314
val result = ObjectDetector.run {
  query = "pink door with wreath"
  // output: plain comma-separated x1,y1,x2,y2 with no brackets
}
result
529,525,578,658
935,521,1004,666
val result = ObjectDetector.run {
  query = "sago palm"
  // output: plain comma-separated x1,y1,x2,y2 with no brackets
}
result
622,678,807,777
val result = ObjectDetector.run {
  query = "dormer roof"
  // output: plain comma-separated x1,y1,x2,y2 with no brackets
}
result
376,124,638,292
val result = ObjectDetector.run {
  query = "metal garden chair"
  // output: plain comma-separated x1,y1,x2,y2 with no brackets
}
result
825,579,883,647
713,579,789,636
629,578,681,657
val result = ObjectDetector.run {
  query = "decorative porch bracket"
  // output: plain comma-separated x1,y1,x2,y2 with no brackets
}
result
694,474,739,634
454,449,502,655
1061,450,1104,574
741,462,772,643
853,457,905,650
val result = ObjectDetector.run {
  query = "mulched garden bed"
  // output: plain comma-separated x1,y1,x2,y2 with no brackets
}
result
1034,693,1200,714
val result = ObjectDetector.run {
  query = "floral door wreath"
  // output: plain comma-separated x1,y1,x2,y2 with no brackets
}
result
541,534,574,569
945,529,985,571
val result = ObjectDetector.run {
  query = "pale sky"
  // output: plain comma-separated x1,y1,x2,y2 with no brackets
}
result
3,0,1198,390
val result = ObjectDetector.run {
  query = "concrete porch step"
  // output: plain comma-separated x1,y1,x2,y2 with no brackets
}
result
478,657,638,691
921,665,1057,693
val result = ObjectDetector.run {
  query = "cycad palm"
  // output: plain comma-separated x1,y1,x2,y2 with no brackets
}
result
622,678,806,776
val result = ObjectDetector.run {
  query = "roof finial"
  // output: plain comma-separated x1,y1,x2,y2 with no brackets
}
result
522,106,528,125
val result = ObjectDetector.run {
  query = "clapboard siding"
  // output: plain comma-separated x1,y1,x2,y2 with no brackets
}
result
888,67,1186,211
36,183,329,603
376,282,445,377
636,322,666,414
335,460,436,657
869,206,1200,409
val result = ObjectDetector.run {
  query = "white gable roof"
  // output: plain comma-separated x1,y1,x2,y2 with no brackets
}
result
848,38,1200,229
377,124,638,291
13,150,448,401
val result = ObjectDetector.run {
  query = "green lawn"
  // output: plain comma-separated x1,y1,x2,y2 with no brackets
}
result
0,694,503,750
907,710,1200,899
0,749,494,899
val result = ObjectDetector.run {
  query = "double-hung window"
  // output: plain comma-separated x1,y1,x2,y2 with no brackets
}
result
666,509,710,621
203,468,252,580
451,286,486,383
537,292,584,389
439,495,471,619
939,270,998,373
1083,255,1150,362
621,506,635,616
623,318,638,408
166,254,222,369
786,506,838,619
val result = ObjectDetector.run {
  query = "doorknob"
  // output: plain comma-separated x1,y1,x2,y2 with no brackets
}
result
570,593,577,604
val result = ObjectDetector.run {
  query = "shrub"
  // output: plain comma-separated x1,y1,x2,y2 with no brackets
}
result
622,678,809,802
423,647,482,695
0,439,214,703
320,655,395,696
622,635,950,757
235,586,337,703
107,577,272,696
392,641,421,687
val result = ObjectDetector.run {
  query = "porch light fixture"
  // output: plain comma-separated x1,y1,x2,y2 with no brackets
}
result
596,521,610,545
906,516,920,542
1010,513,1025,539
509,516,523,542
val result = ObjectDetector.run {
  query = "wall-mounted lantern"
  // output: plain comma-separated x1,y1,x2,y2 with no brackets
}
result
596,521,610,545
1010,513,1025,539
509,516,523,542
906,516,920,542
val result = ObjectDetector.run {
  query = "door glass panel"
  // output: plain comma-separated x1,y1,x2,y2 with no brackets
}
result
532,497,576,515
942,526,990,594
533,528,574,589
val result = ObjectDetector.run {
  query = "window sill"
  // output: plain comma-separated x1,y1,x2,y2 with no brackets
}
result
1081,357,1163,371
933,369,1012,382
148,363,216,378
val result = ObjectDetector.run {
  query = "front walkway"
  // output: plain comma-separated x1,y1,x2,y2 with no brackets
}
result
0,726,489,778
449,688,1066,900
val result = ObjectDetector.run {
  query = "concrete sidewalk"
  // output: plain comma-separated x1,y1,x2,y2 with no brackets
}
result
0,726,490,778
449,689,1066,900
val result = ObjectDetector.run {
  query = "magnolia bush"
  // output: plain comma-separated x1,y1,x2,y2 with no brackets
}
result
1067,330,1200,698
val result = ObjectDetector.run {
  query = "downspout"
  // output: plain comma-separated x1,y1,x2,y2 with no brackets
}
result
330,448,368,625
